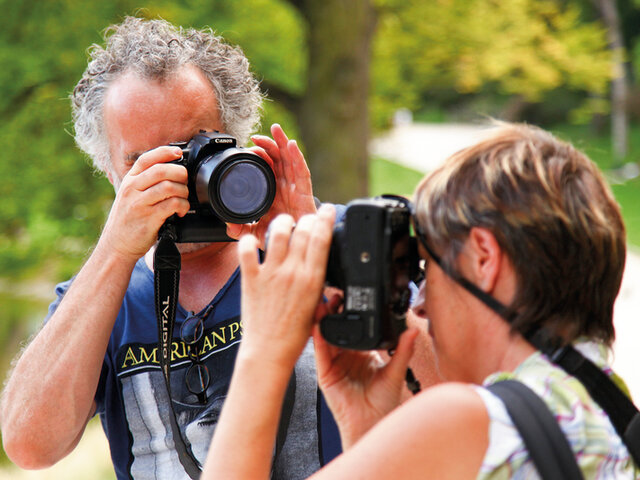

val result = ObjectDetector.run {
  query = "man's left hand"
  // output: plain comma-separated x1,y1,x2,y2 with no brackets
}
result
226,123,317,248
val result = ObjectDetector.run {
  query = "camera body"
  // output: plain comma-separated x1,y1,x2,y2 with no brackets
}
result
322,196,419,350
166,131,276,243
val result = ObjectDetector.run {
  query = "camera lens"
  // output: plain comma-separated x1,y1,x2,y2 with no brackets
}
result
218,162,269,216
195,148,276,224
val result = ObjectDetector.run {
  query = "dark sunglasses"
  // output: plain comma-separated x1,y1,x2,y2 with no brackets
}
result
180,303,215,404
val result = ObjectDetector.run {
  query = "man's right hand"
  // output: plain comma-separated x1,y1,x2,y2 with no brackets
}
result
101,146,190,262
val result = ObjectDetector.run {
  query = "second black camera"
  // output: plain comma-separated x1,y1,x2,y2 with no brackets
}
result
321,196,421,350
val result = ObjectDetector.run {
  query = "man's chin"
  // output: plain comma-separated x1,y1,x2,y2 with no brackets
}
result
176,242,212,255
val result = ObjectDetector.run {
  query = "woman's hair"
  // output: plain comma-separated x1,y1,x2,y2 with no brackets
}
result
71,16,263,175
413,122,626,345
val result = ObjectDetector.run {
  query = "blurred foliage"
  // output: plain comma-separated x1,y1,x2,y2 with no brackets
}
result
0,0,143,281
370,0,614,128
0,0,621,281
551,122,640,247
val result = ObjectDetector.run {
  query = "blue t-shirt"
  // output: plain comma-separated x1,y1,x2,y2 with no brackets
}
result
47,259,341,479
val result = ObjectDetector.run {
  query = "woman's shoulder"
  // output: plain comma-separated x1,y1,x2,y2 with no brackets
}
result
475,350,637,479
394,382,491,457
321,383,491,480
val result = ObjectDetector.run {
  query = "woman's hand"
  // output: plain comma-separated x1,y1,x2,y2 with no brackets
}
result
314,323,418,449
237,204,336,370
203,205,335,480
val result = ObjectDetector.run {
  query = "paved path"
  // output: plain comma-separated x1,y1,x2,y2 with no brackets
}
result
372,122,640,404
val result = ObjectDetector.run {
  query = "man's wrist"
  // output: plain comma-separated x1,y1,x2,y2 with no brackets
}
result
94,234,145,267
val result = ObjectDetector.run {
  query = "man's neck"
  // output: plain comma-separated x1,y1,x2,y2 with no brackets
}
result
145,241,239,313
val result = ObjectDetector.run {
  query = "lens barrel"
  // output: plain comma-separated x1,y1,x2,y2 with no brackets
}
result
195,148,276,224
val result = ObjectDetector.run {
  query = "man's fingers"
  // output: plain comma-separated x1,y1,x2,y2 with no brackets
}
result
247,145,274,169
287,139,311,182
271,123,290,150
251,135,280,164
128,146,183,177
226,222,250,240
263,214,295,266
144,179,189,207
127,161,187,196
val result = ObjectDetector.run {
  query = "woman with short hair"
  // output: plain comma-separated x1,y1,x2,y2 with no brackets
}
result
202,123,638,479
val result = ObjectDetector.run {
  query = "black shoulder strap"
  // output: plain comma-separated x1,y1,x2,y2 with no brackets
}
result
154,227,203,478
543,343,640,466
487,380,584,480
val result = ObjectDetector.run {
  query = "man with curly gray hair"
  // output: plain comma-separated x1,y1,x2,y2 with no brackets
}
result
0,16,341,480
72,16,263,178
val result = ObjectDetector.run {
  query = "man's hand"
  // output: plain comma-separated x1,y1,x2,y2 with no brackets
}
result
226,124,317,248
100,146,190,261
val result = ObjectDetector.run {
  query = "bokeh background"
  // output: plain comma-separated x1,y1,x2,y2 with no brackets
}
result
1,0,640,478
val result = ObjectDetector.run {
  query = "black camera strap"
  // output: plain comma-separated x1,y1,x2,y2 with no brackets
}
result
452,270,640,464
527,329,640,467
154,225,203,478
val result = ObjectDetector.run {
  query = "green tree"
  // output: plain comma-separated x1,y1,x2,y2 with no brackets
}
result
371,0,613,126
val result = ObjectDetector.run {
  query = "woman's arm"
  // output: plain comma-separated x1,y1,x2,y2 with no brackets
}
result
310,383,490,480
202,205,336,479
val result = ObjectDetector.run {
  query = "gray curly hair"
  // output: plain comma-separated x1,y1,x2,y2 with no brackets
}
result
71,16,263,175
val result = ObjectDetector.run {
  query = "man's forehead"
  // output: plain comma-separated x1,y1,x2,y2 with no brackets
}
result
105,67,218,112
104,66,222,156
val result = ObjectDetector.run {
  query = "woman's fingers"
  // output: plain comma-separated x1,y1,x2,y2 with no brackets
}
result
263,214,296,266
238,234,260,279
305,204,335,269
385,328,419,384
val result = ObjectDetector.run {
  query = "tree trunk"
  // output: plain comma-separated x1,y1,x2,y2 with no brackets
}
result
294,0,376,203
597,0,628,164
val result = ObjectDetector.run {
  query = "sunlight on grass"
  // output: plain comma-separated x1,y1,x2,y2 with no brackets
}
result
369,156,424,198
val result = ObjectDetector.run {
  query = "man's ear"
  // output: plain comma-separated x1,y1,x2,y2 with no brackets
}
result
464,227,502,293
106,169,120,192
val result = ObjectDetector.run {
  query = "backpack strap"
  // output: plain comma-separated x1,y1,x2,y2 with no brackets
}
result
487,380,584,480
544,343,640,466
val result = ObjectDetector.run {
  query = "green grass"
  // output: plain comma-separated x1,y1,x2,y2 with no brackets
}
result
612,179,640,248
369,156,425,198
550,123,640,247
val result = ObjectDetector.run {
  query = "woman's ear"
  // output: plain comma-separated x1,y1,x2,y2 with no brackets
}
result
463,227,502,293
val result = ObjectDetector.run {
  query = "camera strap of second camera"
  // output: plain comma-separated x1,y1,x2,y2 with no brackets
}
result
154,224,203,478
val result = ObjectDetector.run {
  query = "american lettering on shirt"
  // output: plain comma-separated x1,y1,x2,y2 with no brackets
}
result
116,316,243,377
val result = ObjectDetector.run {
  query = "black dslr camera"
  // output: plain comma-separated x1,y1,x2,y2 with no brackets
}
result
321,196,420,350
165,131,276,243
